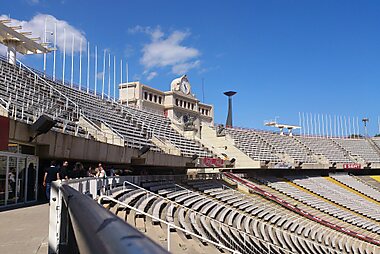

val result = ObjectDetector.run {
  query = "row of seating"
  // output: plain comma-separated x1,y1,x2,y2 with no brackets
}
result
103,178,380,254
188,180,378,254
226,127,380,164
286,175,380,222
330,174,380,202
254,175,380,236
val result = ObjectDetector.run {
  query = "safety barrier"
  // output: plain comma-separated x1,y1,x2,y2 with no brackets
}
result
48,178,169,254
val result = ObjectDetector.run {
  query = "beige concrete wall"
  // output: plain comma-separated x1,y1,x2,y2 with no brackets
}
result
9,119,191,167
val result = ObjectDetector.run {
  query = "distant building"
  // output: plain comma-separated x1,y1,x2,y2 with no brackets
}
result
119,75,214,136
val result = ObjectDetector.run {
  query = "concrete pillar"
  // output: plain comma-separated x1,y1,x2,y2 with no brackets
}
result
7,41,17,65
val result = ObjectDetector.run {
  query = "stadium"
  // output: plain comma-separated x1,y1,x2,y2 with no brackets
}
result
1,7,380,254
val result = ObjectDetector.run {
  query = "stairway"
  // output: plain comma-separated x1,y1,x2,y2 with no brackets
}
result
199,125,260,168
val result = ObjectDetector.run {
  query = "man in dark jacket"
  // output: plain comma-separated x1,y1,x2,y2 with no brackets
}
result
43,161,60,202
60,161,69,180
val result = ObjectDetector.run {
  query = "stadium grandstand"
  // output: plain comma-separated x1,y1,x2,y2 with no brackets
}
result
0,13,380,254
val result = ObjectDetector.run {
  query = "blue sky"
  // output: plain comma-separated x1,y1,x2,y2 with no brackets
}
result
1,0,380,135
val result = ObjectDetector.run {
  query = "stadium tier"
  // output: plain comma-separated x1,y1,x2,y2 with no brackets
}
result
68,172,380,254
225,127,380,168
2,53,380,168
0,55,212,157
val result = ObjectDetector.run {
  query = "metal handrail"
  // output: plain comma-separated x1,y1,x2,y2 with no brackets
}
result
100,119,125,142
98,195,241,254
16,59,80,112
60,184,168,254
121,179,294,254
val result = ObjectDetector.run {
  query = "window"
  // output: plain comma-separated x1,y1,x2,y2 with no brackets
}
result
175,99,178,106
191,104,194,110
159,97,162,104
154,95,157,103
183,101,187,108
144,92,148,100
149,93,153,101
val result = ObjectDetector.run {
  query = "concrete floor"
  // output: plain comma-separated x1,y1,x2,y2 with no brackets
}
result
0,204,49,254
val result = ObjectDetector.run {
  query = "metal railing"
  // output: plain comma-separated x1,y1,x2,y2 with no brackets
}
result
49,180,169,254
98,195,240,253
120,179,293,254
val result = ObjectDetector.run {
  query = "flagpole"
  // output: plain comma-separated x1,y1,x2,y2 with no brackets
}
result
120,59,123,102
71,34,74,88
87,41,90,94
79,38,82,91
108,53,111,100
94,46,98,96
102,49,106,100
348,116,351,138
120,59,123,83
302,112,305,136
126,61,129,107
62,28,66,85
53,22,57,81
329,114,332,138
298,112,301,136
113,56,116,102
321,114,325,137
43,16,47,77
356,117,360,137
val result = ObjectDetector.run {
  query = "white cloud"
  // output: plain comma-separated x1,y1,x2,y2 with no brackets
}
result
0,14,86,55
146,71,158,81
130,26,201,76
171,60,200,76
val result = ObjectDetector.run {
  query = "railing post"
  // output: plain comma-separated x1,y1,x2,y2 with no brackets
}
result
48,181,62,254
167,224,171,252
243,232,246,252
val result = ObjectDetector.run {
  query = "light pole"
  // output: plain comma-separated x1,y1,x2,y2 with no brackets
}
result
362,118,369,137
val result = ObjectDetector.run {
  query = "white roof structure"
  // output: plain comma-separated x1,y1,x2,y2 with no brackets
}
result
265,121,301,136
0,21,50,55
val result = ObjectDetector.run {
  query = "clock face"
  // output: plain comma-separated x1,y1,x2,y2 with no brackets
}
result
180,78,191,95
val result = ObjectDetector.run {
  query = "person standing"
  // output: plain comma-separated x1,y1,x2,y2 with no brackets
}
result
60,161,69,180
43,161,60,202
96,163,106,178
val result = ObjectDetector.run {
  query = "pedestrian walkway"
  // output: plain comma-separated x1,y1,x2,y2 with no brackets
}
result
0,204,49,254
